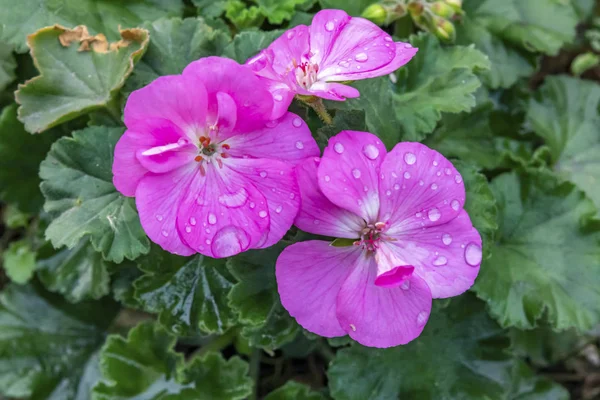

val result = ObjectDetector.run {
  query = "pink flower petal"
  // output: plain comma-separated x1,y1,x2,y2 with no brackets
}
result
318,131,387,222
226,157,300,249
276,240,361,337
226,112,319,165
294,158,364,238
124,74,208,136
135,166,196,256
336,252,432,348
175,163,269,258
214,91,238,135
385,210,482,298
309,9,352,67
307,81,360,101
325,42,418,81
183,57,274,133
262,25,310,76
378,142,466,234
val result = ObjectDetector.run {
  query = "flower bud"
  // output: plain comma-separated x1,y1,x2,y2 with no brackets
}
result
430,1,454,18
407,1,424,17
445,0,463,11
434,17,456,42
571,52,600,76
362,4,388,25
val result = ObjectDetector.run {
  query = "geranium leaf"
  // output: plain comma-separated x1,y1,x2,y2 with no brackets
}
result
0,41,16,92
331,33,490,148
253,0,307,24
0,104,63,212
0,0,182,53
93,322,252,400
133,246,237,335
227,245,299,350
16,25,149,133
2,240,36,284
474,171,600,330
510,324,582,367
40,126,150,263
37,239,111,303
317,0,372,15
125,17,230,93
222,30,283,63
328,295,569,400
0,283,118,399
264,381,326,400
527,75,600,210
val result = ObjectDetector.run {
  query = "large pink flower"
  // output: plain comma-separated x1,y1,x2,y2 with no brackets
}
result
276,131,482,348
113,57,319,258
246,9,418,119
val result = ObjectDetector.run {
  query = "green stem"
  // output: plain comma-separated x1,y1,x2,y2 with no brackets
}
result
249,348,261,400
194,328,239,358
309,98,333,125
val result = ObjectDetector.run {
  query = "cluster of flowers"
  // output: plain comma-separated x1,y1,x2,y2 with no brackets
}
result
113,9,482,348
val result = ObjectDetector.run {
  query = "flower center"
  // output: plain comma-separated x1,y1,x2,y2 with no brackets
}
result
194,135,230,176
294,61,319,89
354,222,392,252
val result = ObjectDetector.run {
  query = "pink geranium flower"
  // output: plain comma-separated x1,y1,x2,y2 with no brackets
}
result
246,9,418,119
276,131,482,348
113,57,319,258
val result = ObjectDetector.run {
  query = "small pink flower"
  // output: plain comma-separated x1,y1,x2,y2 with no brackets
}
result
113,57,319,258
276,131,482,348
246,9,418,119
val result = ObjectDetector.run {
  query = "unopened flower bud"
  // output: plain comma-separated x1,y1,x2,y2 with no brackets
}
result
430,1,454,18
444,0,463,12
434,17,456,42
571,52,600,76
407,1,424,17
362,4,388,25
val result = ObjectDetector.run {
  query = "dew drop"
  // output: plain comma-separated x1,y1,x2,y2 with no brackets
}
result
415,212,422,218
295,141,304,149
445,168,452,175
208,213,217,225
324,175,331,182
404,152,416,165
275,205,283,214
401,280,410,290
386,190,392,196
338,60,350,68
417,311,428,326
433,256,447,266
205,228,210,233
249,202,256,209
433,160,439,166
355,52,368,62
274,94,283,102
206,239,211,245
334,142,345,154
455,174,463,184
442,233,452,245
155,214,163,221
189,217,197,226
350,323,356,331
289,193,296,199
185,226,192,233
464,243,482,266
430,183,438,190
293,117,302,127
451,199,460,211
384,36,393,42
404,171,411,179
287,30,295,39
393,183,400,190
313,219,320,225
325,21,335,31
362,144,379,160
352,168,361,179
161,230,169,237
265,120,278,128
436,171,442,177
404,43,412,48
218,187,249,208
260,171,267,178
259,210,268,218
428,208,441,222
419,180,424,186
211,226,250,258
177,138,187,146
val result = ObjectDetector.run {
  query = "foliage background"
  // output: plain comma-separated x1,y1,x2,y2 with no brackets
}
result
0,0,600,399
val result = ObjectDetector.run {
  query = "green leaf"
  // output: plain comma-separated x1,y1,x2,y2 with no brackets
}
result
264,381,326,400
453,161,498,259
510,324,582,367
0,41,16,92
0,283,118,399
193,0,229,18
227,245,299,350
125,17,230,93
2,240,36,284
37,239,111,303
0,104,63,212
0,0,182,53
222,30,283,63
253,0,307,24
331,33,490,147
526,75,600,210
474,171,600,330
461,0,578,56
226,1,265,30
456,15,535,89
93,322,252,400
133,246,237,335
40,126,150,263
317,109,366,148
328,295,569,400
317,0,372,16
16,25,149,133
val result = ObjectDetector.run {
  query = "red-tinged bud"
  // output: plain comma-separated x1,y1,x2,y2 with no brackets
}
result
445,0,462,12
222,143,231,150
407,1,424,17
362,4,388,25
434,17,456,42
430,1,454,18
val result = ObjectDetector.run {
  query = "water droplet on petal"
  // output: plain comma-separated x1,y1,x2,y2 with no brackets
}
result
393,184,400,190
417,311,428,326
442,233,452,245
259,210,268,218
208,213,217,225
404,171,411,179
428,208,441,222
260,171,267,178
404,43,412,48
455,174,463,184
289,193,296,199
334,142,345,154
401,280,410,290
436,171,442,177
324,175,331,182
161,230,169,237
404,152,416,165
338,60,350,68
325,21,335,31
433,161,439,166
249,202,256,209
384,36,393,42
185,226,192,233
451,199,460,211
274,94,283,102
386,190,392,196
218,188,249,208
287,30,295,39
445,168,452,175
465,243,482,266
362,144,379,160
155,214,163,221
431,183,438,190
419,180,424,186
295,141,304,149
177,138,187,146
266,120,278,128
275,205,283,214
189,217,197,226
433,256,447,266
355,52,368,62
415,212,422,218
211,226,250,258
313,219,320,225
293,118,302,127
352,168,361,179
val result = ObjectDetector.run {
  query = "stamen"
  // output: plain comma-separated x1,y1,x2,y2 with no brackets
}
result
195,155,203,162
199,164,206,176
216,158,223,169
221,153,230,158
221,144,231,150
